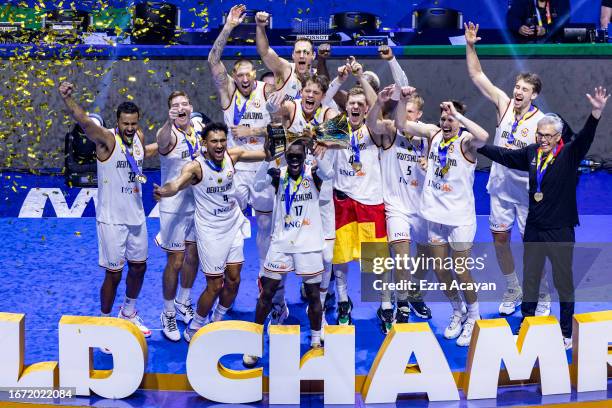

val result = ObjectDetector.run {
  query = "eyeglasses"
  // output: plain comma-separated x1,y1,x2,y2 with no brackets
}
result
536,131,560,141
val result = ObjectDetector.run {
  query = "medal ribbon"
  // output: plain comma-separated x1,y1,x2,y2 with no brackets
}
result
284,167,304,222
403,131,425,157
533,0,551,26
115,131,145,182
535,139,563,195
205,154,225,172
438,128,462,169
175,123,199,160
348,122,361,166
233,86,256,126
303,106,321,126
508,105,537,144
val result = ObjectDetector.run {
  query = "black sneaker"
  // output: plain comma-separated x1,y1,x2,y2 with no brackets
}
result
337,297,353,325
396,302,410,323
377,307,395,334
410,301,432,319
324,291,336,311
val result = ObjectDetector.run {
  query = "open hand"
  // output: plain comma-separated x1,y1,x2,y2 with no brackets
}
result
464,22,481,45
226,4,246,28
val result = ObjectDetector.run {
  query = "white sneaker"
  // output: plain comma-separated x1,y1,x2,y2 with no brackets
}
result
160,312,180,342
499,287,523,316
99,347,112,354
184,323,198,343
243,354,260,368
535,293,551,317
174,299,195,324
311,339,322,349
118,308,151,338
456,318,478,347
563,337,572,350
444,310,467,339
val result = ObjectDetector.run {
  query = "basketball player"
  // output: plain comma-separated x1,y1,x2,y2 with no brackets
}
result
328,60,385,326
265,75,340,332
153,122,266,342
208,4,276,292
396,89,489,346
255,11,315,101
365,85,432,332
58,81,153,339
465,22,550,317
243,140,334,367
156,91,205,341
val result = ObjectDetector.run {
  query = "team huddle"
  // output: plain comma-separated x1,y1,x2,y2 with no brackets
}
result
58,4,608,363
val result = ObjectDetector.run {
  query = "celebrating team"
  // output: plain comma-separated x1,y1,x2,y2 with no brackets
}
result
57,5,608,357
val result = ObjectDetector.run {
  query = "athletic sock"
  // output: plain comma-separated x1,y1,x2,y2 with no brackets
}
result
101,312,110,318
176,286,191,305
450,295,466,315
505,271,520,289
311,330,321,346
122,297,137,316
466,302,480,320
164,299,175,314
190,312,209,330
335,267,349,303
319,288,328,307
211,304,229,322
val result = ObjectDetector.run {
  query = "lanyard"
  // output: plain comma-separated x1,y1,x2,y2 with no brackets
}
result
534,0,552,26
115,131,146,183
508,105,537,144
233,86,256,126
438,128,462,169
284,168,304,221
535,140,563,193
175,123,199,160
205,154,225,172
348,122,361,165
303,106,321,126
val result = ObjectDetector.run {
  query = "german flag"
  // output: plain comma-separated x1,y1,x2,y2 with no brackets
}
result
332,194,388,264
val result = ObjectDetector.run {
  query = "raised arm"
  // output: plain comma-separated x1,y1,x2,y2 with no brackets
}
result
440,102,489,159
349,57,377,109
567,86,609,165
255,12,292,80
464,22,509,112
378,45,409,93
316,43,331,80
208,4,246,108
58,81,114,152
366,85,396,147
145,142,159,158
395,87,439,140
153,160,201,200
322,65,349,109
229,147,267,163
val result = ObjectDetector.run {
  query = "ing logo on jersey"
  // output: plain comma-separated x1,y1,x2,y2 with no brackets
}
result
301,179,311,189
410,180,419,187
301,218,311,226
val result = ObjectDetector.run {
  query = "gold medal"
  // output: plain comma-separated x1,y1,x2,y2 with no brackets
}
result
284,214,292,224
352,162,362,171
136,174,147,184
534,192,544,202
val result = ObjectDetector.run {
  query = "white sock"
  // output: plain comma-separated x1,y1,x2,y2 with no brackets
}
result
311,330,321,345
450,297,466,315
122,297,137,316
101,312,110,318
176,286,191,305
164,299,175,314
319,288,328,307
334,265,349,302
539,275,550,298
467,302,480,320
505,272,520,289
212,304,229,322
381,301,393,310
190,312,209,330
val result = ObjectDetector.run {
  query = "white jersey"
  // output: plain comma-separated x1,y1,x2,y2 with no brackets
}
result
96,131,145,226
192,152,246,233
159,119,205,214
223,81,271,171
278,63,303,102
420,130,476,227
488,102,544,205
270,165,323,253
332,124,383,205
381,130,428,216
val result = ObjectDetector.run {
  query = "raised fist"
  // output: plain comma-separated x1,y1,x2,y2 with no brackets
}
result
58,81,74,99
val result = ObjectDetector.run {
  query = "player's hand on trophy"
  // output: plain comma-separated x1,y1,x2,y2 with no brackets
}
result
464,21,481,45
318,43,331,59
58,81,74,98
226,4,246,28
255,11,270,27
378,45,394,60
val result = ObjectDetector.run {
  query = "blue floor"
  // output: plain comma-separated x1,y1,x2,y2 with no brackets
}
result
1,170,611,377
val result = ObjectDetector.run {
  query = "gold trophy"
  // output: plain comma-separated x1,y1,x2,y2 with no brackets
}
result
266,114,351,158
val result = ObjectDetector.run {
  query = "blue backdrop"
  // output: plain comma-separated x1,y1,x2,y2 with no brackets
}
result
9,0,601,30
